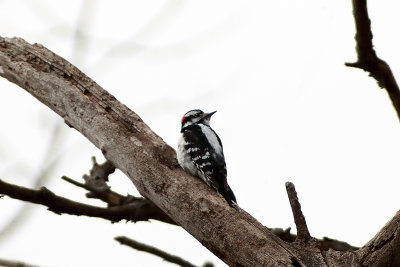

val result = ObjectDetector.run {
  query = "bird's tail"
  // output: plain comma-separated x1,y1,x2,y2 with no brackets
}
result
219,185,236,206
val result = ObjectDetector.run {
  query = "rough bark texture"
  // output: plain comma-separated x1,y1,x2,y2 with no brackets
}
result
1,36,400,266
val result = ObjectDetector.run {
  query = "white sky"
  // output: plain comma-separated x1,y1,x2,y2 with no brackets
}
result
1,1,400,266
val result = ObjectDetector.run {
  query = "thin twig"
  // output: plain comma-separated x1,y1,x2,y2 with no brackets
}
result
115,236,198,267
62,175,139,206
60,157,175,223
61,175,176,224
285,182,313,245
345,0,400,121
83,157,115,184
61,157,126,206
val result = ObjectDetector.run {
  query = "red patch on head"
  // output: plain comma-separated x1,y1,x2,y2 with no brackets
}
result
181,116,186,124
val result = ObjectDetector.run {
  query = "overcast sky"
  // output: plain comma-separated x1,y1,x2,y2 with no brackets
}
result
1,1,400,267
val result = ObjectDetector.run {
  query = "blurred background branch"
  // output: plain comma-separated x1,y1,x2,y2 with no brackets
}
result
0,258,39,267
115,236,207,267
0,122,65,243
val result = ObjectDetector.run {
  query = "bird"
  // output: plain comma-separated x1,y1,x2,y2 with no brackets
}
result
177,109,236,206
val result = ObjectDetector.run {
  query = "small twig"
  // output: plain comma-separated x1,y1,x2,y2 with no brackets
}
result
61,157,176,225
62,175,176,224
62,175,131,206
115,236,198,267
82,157,115,193
285,182,313,245
61,176,88,190
69,157,124,204
63,157,141,207
345,0,400,121
86,157,116,182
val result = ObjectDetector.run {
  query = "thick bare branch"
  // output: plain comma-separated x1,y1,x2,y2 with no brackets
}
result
357,210,400,267
345,0,400,121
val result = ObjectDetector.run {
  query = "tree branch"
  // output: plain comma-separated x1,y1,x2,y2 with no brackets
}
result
345,0,400,121
61,175,176,225
62,175,128,206
115,236,200,267
357,210,400,266
0,179,173,224
285,182,313,246
61,156,176,224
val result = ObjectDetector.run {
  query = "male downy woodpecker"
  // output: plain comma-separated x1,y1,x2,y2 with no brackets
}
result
177,109,236,206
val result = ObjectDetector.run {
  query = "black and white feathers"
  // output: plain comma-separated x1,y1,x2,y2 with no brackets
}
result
177,109,236,205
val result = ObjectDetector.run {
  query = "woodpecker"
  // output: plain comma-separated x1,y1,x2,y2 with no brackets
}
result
177,109,236,206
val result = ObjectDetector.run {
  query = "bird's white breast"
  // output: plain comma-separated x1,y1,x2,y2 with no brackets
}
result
177,134,198,175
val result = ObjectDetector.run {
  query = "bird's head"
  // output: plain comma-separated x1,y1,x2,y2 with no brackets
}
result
180,109,216,130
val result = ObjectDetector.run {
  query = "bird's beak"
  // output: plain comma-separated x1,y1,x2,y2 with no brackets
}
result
201,111,216,124
203,111,217,119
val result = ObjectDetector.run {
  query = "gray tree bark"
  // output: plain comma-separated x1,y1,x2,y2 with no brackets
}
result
1,36,399,267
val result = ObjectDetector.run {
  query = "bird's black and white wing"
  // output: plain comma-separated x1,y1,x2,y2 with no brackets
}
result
178,124,236,204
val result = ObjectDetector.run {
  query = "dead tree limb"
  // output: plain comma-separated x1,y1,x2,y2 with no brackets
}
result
0,179,173,223
345,0,400,121
285,182,313,246
61,175,176,224
1,36,400,266
115,236,199,267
